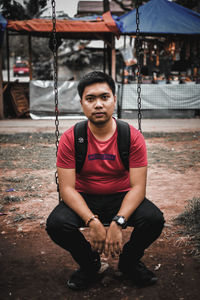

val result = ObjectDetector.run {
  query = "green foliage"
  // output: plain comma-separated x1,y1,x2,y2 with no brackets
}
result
0,0,48,20
0,0,25,19
23,0,48,18
176,197,200,229
175,197,200,258
59,40,93,71
175,0,200,11
64,49,92,70
112,0,200,12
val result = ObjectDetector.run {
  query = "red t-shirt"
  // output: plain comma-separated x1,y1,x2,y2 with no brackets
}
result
57,121,147,194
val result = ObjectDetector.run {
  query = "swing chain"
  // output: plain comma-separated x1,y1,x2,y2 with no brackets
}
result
51,0,60,197
135,0,142,132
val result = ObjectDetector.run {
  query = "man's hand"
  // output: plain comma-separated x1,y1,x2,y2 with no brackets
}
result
104,221,123,258
89,219,107,254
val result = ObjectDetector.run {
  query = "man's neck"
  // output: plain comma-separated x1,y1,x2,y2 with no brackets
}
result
88,118,116,141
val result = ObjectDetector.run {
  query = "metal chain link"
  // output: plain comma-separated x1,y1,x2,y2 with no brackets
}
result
51,0,60,200
135,0,142,132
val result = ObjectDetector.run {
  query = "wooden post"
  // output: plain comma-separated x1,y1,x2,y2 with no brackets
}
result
103,41,106,73
103,0,110,74
103,0,110,12
111,35,116,80
6,29,10,83
107,35,112,76
0,46,4,119
28,34,33,80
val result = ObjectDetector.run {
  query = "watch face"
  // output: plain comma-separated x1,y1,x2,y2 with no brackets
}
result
113,215,127,228
118,217,125,224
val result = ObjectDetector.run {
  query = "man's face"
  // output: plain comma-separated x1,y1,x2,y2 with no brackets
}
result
80,82,116,125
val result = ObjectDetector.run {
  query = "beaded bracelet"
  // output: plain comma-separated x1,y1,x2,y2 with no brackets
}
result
85,215,98,227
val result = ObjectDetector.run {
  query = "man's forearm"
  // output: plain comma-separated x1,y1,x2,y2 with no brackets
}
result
60,186,94,224
117,186,145,220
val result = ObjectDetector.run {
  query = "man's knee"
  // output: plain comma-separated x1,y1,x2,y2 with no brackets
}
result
46,203,82,234
135,200,165,234
46,212,59,231
148,211,165,232
136,209,165,243
46,209,77,248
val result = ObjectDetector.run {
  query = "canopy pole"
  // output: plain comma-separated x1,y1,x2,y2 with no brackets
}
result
6,29,10,83
0,46,4,119
28,35,33,80
111,35,116,80
103,41,106,73
135,0,142,132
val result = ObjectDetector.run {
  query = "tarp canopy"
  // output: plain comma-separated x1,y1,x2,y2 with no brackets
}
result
6,11,120,39
0,13,7,45
115,0,200,36
0,13,7,30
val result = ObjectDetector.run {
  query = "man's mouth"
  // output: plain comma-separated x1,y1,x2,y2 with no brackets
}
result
93,112,105,117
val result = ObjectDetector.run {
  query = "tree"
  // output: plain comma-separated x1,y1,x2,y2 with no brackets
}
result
112,0,200,13
103,0,110,12
0,0,48,20
175,0,200,12
112,0,145,12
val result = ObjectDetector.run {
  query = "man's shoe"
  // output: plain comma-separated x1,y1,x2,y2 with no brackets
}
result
67,261,109,290
119,261,158,287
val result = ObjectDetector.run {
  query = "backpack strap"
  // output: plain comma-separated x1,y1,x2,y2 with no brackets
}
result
116,119,130,171
74,120,88,174
74,119,130,174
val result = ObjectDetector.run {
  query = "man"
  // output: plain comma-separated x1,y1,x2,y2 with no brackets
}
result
46,71,165,290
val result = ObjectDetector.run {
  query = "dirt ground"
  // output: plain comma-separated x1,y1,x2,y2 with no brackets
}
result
0,121,200,300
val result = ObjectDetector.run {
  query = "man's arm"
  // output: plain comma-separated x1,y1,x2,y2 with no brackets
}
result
104,166,147,257
58,167,93,222
57,167,106,253
116,165,147,219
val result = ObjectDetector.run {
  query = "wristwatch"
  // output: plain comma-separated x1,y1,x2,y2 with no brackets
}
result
112,215,127,229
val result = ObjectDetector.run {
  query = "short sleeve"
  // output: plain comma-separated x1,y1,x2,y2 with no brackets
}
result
129,125,148,168
56,126,75,169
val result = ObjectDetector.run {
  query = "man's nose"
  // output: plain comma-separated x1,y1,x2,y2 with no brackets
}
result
95,98,103,107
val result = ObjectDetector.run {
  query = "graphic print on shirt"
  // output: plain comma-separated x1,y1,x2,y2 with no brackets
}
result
88,153,116,161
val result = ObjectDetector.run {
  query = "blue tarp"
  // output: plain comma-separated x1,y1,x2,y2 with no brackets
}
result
115,0,200,35
0,13,7,45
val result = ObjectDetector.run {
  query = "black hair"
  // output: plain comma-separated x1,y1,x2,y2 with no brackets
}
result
77,71,115,99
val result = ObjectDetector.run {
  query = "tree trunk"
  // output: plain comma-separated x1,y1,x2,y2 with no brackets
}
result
0,46,4,119
103,0,110,12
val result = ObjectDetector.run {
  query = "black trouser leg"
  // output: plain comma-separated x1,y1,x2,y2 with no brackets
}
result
46,195,165,273
119,198,165,270
46,201,100,272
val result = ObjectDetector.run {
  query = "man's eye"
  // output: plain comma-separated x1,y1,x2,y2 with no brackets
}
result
86,97,94,102
101,95,109,100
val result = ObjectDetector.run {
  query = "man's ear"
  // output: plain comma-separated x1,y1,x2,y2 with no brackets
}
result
80,98,82,105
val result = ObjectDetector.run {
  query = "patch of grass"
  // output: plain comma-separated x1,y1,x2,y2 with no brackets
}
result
12,212,38,222
3,195,22,203
2,175,47,192
175,197,200,260
0,133,55,144
0,145,56,170
148,146,200,172
2,177,22,183
144,131,200,141
1,131,199,144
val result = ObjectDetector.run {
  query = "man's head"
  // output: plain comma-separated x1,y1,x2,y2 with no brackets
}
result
78,71,116,126
77,71,115,99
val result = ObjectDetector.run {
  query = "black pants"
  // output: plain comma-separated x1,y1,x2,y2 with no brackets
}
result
46,192,165,272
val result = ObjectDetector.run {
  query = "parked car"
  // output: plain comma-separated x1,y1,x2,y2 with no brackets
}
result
13,61,29,76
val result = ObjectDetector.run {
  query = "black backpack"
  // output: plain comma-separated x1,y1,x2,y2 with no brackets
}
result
74,119,130,174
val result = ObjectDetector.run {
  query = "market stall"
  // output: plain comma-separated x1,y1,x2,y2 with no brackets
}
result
114,0,200,116
4,12,119,118
3,1,200,118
